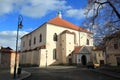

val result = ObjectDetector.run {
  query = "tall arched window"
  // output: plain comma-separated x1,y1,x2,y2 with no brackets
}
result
29,39,31,46
34,37,36,44
53,33,58,41
53,49,57,60
23,41,25,47
87,39,89,45
39,34,42,42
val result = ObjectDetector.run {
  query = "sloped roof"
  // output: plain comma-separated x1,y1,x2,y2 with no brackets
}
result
22,16,92,38
74,46,82,54
103,30,120,41
0,47,15,53
47,17,92,33
79,46,93,53
74,46,93,54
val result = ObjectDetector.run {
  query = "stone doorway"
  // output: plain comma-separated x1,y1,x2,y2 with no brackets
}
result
81,55,87,65
116,57,120,66
69,58,72,65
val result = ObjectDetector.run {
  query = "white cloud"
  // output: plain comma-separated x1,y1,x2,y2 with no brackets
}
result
65,8,87,20
0,0,71,18
64,0,107,20
0,0,87,20
64,2,104,20
0,31,28,50
20,0,70,18
0,0,14,15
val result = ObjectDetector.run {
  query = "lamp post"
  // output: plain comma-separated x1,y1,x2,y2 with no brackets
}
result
13,15,23,78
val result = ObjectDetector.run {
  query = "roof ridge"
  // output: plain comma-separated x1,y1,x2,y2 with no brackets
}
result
22,16,92,38
48,17,92,33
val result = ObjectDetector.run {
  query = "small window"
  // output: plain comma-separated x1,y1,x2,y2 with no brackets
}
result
69,54,72,56
29,39,31,46
23,41,25,47
53,33,58,41
87,39,89,45
39,34,42,42
114,44,118,49
53,49,57,60
99,53,101,57
34,37,36,44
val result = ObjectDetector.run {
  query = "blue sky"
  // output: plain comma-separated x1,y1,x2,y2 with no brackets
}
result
0,0,88,50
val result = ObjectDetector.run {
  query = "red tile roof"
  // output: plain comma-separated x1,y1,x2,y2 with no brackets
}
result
74,46,82,54
48,17,92,33
0,47,15,53
22,16,92,38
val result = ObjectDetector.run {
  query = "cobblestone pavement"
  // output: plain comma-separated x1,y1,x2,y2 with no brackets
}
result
23,66,120,80
0,69,31,80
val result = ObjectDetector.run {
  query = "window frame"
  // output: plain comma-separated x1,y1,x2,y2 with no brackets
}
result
29,39,31,46
53,33,58,41
86,39,89,45
53,49,57,60
114,43,118,49
39,34,42,42
34,37,36,44
23,41,25,47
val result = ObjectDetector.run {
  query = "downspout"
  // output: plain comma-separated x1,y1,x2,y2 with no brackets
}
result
79,28,80,46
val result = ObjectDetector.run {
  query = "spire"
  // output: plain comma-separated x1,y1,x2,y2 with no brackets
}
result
57,11,62,18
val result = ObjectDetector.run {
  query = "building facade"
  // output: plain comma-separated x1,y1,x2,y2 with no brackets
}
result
76,46,93,65
20,13,93,67
0,46,19,74
104,31,120,66
92,48,106,66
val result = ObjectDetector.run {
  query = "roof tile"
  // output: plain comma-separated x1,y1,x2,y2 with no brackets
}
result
48,17,92,33
74,46,82,54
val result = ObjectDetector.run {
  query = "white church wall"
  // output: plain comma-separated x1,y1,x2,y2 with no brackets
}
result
21,24,47,51
20,19,93,66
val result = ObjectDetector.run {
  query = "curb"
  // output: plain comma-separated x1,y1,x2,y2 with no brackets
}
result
91,69,120,79
16,71,31,80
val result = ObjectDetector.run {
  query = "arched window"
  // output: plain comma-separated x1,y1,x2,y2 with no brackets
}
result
53,49,57,60
23,41,25,47
29,39,31,46
39,34,42,42
53,33,58,41
34,37,36,44
87,39,89,45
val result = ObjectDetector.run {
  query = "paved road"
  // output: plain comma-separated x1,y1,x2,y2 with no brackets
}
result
23,66,119,80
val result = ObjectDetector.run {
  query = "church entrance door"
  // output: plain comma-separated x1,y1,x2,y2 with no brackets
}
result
81,55,87,65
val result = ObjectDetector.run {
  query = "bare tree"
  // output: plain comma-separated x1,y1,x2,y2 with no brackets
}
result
84,0,120,45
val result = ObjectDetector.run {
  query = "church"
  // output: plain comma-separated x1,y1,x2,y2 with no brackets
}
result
20,12,93,67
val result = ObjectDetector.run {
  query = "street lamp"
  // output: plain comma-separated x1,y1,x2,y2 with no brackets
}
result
13,15,23,78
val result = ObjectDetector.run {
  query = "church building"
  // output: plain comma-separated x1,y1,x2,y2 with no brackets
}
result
20,12,93,67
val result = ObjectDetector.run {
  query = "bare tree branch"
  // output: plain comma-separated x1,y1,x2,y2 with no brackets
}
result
94,0,120,20
92,4,101,25
108,1,120,19
84,0,120,46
